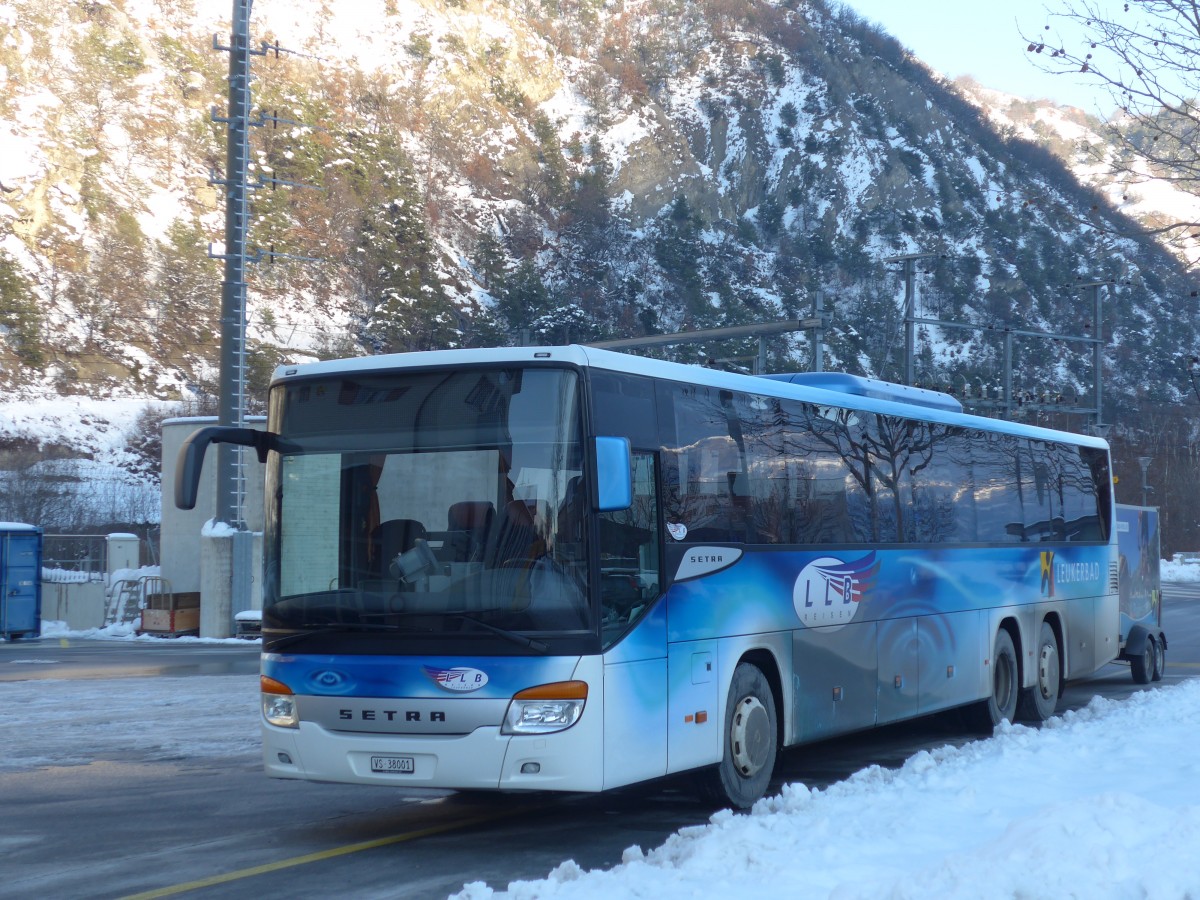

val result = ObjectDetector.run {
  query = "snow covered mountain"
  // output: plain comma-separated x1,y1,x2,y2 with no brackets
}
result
2,0,1198,544
957,77,1200,269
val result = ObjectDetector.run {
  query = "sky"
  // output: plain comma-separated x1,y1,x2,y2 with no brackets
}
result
843,0,1116,115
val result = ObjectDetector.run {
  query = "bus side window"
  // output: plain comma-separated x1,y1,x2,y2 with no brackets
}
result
599,451,660,643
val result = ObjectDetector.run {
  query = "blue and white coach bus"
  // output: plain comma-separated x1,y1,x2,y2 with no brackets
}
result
176,345,1118,807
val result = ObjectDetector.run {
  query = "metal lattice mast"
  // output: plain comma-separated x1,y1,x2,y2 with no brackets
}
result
215,0,255,528
882,251,938,387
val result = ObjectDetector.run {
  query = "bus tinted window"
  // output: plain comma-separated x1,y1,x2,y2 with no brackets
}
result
652,377,1108,548
910,425,977,544
1052,442,1108,541
749,400,866,545
659,384,750,543
591,371,659,449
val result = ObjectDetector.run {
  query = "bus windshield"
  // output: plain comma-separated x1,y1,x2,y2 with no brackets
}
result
261,366,592,654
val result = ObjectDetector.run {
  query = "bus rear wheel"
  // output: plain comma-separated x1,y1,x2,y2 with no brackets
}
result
695,663,778,809
1017,621,1060,723
967,629,1018,731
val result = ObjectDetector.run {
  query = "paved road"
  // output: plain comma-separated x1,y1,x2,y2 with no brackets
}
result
1,586,1194,900
0,640,259,682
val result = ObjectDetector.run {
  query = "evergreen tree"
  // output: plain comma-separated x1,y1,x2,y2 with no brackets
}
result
531,112,569,209
496,259,553,334
561,134,616,319
654,197,706,318
354,144,460,353
472,231,507,290
155,220,220,348
0,252,44,368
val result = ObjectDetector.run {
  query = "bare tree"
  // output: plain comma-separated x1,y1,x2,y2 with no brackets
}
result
1025,1,1200,251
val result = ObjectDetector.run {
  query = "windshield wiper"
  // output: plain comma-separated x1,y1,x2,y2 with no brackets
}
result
452,615,550,653
264,621,408,651
264,617,549,653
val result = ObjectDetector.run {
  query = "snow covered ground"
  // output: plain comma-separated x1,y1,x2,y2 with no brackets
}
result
456,679,1200,899
2,577,1194,899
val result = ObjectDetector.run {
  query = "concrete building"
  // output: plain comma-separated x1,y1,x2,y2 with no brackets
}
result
160,417,266,635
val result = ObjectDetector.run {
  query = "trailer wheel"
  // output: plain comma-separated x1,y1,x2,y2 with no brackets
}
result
1017,621,1060,723
694,663,778,809
1151,636,1165,682
1130,637,1154,685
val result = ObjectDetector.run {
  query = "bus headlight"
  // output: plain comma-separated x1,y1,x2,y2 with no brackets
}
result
262,675,299,729
502,681,587,735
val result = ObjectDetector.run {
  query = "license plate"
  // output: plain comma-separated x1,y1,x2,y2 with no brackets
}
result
370,755,415,774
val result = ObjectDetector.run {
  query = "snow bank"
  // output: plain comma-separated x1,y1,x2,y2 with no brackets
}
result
456,681,1200,899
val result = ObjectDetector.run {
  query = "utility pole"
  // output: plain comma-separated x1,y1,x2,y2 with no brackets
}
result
1074,279,1114,433
212,0,261,529
883,252,938,386
812,291,825,373
1138,456,1152,507
193,0,262,640
202,2,322,637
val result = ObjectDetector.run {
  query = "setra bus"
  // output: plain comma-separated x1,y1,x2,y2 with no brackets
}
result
176,345,1119,807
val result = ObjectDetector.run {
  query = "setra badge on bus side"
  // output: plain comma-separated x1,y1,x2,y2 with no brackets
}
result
673,547,743,582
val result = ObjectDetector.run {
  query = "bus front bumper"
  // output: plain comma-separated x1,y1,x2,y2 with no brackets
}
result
262,718,604,792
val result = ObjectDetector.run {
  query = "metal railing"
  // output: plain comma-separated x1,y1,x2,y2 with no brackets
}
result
41,534,109,581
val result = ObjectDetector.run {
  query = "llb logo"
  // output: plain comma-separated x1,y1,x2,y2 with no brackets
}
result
792,553,880,630
423,666,489,692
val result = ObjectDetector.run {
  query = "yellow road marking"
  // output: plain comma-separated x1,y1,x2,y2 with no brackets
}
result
119,807,524,899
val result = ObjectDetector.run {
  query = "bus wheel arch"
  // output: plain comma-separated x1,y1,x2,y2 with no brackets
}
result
739,648,784,745
1017,618,1062,722
694,653,781,809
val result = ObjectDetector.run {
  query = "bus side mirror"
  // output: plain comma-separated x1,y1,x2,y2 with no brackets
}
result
175,425,275,511
594,436,632,512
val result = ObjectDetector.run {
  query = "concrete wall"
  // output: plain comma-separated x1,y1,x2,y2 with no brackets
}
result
41,581,107,630
40,534,147,630
160,417,266,596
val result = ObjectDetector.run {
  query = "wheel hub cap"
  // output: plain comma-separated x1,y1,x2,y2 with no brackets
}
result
1037,643,1060,700
730,696,770,777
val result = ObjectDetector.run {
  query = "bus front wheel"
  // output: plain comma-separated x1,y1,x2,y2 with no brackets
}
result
695,663,778,809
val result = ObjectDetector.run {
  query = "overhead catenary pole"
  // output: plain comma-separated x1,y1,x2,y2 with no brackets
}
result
882,251,937,386
1092,282,1104,431
813,291,825,373
1073,279,1113,433
903,257,916,386
1003,329,1014,419
215,0,255,528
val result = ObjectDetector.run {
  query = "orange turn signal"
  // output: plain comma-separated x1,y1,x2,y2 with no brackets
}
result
513,680,588,700
261,675,293,695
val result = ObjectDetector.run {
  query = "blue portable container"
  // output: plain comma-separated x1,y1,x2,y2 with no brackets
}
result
1,523,43,641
